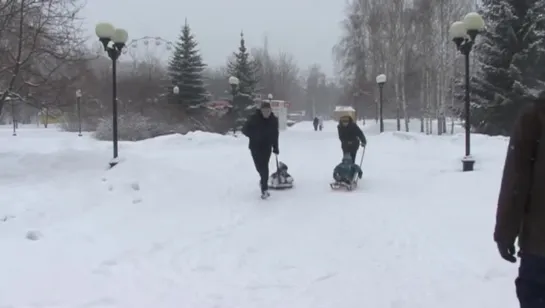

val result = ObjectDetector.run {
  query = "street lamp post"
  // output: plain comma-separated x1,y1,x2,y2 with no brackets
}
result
229,76,239,98
76,89,82,136
228,76,240,133
376,74,386,133
449,12,485,172
7,97,15,136
172,86,180,108
95,22,129,167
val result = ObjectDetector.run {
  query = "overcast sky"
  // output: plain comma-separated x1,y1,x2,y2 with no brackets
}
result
81,0,344,75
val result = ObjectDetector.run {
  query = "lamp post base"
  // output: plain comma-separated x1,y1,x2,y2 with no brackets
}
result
462,156,475,172
109,157,120,169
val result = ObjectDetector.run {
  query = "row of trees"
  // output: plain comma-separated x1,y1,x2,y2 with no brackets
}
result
75,19,348,138
9,0,532,139
165,20,344,119
1,8,345,138
333,0,545,136
334,0,478,134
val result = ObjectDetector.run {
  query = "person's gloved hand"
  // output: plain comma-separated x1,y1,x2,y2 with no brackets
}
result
273,147,279,155
496,241,517,263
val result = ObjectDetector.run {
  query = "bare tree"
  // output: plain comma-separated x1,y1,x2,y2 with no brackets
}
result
0,0,86,116
335,0,475,133
251,44,301,101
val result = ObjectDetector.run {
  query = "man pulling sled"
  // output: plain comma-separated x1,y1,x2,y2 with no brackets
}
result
242,102,293,199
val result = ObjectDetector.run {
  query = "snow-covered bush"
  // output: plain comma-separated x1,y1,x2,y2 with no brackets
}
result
93,112,189,141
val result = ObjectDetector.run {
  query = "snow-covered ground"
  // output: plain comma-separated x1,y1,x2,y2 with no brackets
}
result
0,120,516,307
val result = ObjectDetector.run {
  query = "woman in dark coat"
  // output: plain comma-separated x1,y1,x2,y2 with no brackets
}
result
337,115,366,163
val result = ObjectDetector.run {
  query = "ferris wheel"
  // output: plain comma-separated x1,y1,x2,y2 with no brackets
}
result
123,36,174,67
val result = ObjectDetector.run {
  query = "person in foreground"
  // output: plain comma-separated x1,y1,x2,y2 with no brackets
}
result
242,102,279,198
495,93,545,308
333,152,363,186
337,115,366,163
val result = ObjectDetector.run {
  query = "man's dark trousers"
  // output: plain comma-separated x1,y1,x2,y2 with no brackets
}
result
342,144,358,164
251,148,271,192
516,253,545,308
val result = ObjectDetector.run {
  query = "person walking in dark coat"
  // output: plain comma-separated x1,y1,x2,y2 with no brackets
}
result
313,117,319,131
495,92,545,308
337,115,366,163
242,102,279,197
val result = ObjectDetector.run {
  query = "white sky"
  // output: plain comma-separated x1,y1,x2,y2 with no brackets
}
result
81,0,344,75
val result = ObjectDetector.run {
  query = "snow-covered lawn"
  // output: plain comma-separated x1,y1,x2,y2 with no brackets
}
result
0,121,516,307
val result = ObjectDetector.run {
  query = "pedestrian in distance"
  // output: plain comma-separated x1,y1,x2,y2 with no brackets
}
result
337,115,366,163
242,102,279,199
318,116,323,131
494,91,545,308
313,116,319,131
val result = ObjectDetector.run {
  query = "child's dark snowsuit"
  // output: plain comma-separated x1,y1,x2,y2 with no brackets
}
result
333,153,363,184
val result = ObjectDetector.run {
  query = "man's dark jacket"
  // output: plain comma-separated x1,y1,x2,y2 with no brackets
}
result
337,117,366,151
495,96,545,257
242,111,279,152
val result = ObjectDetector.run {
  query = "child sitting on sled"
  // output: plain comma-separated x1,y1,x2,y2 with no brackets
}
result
269,161,294,189
333,152,363,185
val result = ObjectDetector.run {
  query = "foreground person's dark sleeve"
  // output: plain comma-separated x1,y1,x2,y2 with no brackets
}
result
494,104,539,245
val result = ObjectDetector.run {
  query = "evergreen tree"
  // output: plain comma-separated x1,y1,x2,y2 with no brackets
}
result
167,20,207,109
226,32,261,132
227,32,260,95
471,0,545,135
516,0,545,86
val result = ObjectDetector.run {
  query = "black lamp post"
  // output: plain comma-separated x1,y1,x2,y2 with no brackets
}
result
95,22,129,167
228,76,240,133
8,97,15,136
449,12,485,172
76,89,82,136
376,74,386,133
229,76,239,99
172,86,180,108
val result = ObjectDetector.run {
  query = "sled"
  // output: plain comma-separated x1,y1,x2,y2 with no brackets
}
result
330,146,365,191
268,155,294,190
269,175,294,189
330,173,359,191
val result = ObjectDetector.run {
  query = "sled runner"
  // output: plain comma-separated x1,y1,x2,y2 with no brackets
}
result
268,155,294,190
330,147,365,191
330,172,359,191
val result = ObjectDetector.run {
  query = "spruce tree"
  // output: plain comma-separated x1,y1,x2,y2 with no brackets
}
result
167,20,207,109
516,0,545,87
471,0,545,134
227,32,260,95
226,32,261,132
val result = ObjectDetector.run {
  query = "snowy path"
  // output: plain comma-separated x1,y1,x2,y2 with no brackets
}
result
0,123,518,307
